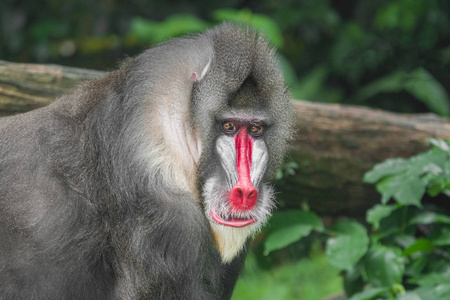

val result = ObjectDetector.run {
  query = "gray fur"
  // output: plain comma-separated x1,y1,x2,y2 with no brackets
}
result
0,23,293,299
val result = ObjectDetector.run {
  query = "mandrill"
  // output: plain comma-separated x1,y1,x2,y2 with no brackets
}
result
0,23,294,299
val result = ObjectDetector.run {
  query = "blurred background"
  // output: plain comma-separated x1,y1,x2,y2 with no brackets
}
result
2,0,449,116
1,0,449,299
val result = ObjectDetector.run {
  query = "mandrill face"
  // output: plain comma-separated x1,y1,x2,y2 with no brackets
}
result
202,113,279,262
186,25,293,263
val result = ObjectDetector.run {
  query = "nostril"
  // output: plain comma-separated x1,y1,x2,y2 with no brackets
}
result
246,188,257,209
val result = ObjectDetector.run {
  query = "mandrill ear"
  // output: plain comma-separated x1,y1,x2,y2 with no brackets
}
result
191,60,211,82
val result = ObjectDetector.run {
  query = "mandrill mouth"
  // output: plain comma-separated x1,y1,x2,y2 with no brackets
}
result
210,209,257,228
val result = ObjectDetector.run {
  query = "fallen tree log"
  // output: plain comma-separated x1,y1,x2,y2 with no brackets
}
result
1,60,450,216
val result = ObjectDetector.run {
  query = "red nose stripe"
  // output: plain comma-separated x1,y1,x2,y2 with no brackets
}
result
228,129,257,211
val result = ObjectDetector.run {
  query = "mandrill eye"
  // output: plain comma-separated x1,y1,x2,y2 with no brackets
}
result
222,121,237,134
249,125,263,137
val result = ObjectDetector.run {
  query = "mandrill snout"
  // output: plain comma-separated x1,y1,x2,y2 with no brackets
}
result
228,184,257,211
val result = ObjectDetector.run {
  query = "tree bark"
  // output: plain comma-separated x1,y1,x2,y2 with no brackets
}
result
1,60,450,216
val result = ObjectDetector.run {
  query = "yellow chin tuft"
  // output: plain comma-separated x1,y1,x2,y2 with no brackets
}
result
209,220,257,263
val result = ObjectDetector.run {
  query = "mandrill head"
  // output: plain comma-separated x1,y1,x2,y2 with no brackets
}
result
191,24,294,262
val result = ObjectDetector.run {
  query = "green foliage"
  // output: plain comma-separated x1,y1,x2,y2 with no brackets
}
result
326,221,369,271
367,205,397,230
364,246,405,287
2,1,448,115
348,287,391,300
31,20,70,41
342,139,450,299
374,0,426,32
264,139,450,299
364,139,450,202
232,250,343,300
353,68,450,116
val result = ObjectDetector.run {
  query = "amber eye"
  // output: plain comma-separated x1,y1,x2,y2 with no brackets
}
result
222,121,237,134
249,125,263,136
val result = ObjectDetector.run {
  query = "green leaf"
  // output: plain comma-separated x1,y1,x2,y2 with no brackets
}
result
404,284,450,300
344,264,365,297
363,158,409,183
390,234,416,249
364,246,405,288
264,210,324,253
411,149,447,173
424,258,450,274
407,150,446,179
406,256,429,278
402,239,434,256
409,273,450,286
348,287,390,300
364,141,449,204
366,204,398,230
376,174,425,206
374,1,423,32
326,221,369,270
377,206,416,236
404,68,450,117
354,69,450,116
266,210,324,233
430,227,450,246
396,291,422,300
436,284,450,299
425,160,450,196
408,276,450,299
405,287,437,300
353,70,406,102
409,212,450,225
427,175,447,197
427,138,450,152
264,224,314,253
